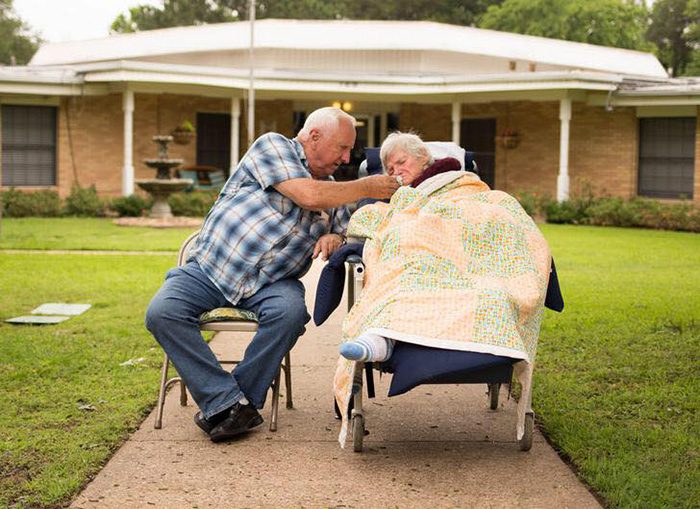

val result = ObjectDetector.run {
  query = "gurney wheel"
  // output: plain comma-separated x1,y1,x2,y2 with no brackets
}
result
488,383,500,410
518,412,534,451
352,414,365,453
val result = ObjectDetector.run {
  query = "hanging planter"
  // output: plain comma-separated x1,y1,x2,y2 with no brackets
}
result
170,120,195,145
500,129,520,150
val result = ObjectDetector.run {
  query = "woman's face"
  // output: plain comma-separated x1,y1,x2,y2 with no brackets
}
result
385,148,429,186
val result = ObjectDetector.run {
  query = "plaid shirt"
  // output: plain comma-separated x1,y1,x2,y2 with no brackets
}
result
189,133,350,304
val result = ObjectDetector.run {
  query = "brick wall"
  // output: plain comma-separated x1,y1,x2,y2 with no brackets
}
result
397,100,669,202
569,103,638,199
53,93,294,197
57,94,124,197
15,94,700,204
399,103,452,141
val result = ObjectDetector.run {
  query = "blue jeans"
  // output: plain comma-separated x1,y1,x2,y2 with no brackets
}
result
145,261,309,419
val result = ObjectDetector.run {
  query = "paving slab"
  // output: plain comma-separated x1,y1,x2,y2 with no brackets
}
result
70,260,601,509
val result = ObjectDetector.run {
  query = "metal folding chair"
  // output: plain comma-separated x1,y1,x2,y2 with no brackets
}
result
153,230,293,431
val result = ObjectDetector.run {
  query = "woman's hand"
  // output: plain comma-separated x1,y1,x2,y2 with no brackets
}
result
312,233,345,261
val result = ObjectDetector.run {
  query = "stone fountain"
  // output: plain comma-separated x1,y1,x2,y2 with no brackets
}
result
136,135,192,218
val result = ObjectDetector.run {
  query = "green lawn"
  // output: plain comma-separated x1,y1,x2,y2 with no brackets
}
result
0,218,197,251
0,220,698,508
0,253,178,508
536,224,700,509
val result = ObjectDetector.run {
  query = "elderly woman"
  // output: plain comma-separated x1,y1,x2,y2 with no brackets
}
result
333,131,552,447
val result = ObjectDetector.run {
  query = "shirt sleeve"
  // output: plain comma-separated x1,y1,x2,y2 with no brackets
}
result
245,133,311,189
329,205,351,235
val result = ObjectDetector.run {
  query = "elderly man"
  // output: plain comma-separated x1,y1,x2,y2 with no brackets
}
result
145,107,398,442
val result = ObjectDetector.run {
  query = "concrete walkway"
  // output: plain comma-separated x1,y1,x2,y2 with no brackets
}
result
71,261,601,509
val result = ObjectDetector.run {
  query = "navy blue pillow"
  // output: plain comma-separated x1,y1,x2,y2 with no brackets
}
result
313,243,364,326
545,258,564,312
382,342,515,397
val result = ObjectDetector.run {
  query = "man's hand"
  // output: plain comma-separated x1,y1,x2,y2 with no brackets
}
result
312,233,344,261
362,175,401,199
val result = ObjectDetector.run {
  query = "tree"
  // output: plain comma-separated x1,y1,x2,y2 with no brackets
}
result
685,0,700,75
0,0,40,65
111,0,503,34
111,0,240,33
478,0,652,51
646,0,696,76
337,0,503,26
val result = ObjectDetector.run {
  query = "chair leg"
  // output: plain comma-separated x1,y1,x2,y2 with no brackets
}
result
284,352,293,409
269,369,282,432
154,354,171,429
179,376,188,406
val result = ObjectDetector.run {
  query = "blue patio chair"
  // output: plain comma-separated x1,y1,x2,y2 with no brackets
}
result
178,169,199,191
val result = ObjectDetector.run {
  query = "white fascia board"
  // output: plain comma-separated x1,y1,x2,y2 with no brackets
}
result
75,59,625,86
613,96,700,106
84,69,617,97
588,94,700,107
617,87,700,96
0,82,87,96
79,61,621,92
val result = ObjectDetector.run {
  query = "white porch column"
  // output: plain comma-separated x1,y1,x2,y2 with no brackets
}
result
230,97,241,173
122,89,135,196
557,98,572,202
451,102,461,144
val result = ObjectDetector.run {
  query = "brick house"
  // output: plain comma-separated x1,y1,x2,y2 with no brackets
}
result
0,19,698,204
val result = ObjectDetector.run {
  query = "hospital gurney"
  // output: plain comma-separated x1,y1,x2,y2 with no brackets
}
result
315,145,564,452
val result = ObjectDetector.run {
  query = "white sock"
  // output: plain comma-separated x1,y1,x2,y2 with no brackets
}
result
238,395,250,406
339,332,393,362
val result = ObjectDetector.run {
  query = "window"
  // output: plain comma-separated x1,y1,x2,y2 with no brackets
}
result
638,117,695,199
1,105,57,187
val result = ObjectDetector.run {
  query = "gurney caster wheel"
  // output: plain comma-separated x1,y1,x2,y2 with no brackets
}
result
518,412,534,451
352,414,365,453
488,383,500,410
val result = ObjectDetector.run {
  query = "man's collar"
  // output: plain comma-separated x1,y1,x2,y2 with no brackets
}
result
292,138,308,168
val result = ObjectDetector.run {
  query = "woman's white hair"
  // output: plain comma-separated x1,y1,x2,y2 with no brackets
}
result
297,107,356,138
380,131,434,169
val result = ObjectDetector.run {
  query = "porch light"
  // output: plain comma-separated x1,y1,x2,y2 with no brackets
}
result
331,101,353,112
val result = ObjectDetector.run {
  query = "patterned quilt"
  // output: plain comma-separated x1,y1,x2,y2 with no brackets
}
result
333,171,552,447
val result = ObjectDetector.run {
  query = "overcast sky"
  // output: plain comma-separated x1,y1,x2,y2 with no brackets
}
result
13,0,161,43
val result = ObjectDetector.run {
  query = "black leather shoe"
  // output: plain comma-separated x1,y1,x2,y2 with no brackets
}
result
194,408,231,434
208,402,263,442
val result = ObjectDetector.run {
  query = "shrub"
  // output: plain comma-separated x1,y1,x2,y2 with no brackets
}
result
0,188,62,217
655,202,696,231
513,190,545,218
110,195,152,217
63,186,106,217
586,197,643,227
543,199,582,224
168,191,217,217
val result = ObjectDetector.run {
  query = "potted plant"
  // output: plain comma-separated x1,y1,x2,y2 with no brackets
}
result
170,120,196,145
500,128,520,149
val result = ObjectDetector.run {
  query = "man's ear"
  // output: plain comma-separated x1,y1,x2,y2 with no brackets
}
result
310,128,322,144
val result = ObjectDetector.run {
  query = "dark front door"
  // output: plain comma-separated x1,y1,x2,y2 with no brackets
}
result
196,113,231,173
460,118,496,189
